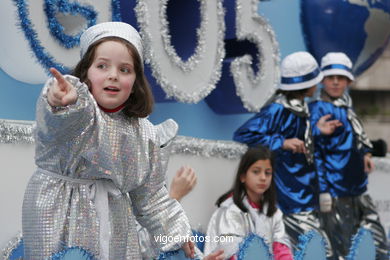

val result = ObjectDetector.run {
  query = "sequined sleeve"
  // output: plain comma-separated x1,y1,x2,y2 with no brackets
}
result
35,75,95,142
204,205,249,258
129,138,191,252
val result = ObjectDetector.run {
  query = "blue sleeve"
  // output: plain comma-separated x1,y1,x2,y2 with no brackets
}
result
309,102,329,193
233,104,285,151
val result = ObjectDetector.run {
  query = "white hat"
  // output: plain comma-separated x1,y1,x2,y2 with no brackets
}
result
280,51,323,91
80,22,143,63
321,52,354,81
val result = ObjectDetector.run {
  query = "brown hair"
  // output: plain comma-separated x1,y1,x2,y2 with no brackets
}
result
276,88,312,100
72,36,154,118
216,146,278,217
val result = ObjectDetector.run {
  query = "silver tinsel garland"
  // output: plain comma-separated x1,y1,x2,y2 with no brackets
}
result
134,0,226,103
1,233,22,260
0,120,247,160
0,120,34,144
231,0,280,112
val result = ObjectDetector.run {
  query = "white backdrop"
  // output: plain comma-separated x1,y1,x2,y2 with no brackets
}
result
1,140,390,250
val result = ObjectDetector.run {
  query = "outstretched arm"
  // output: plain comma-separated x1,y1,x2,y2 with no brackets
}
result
35,68,94,141
47,68,78,107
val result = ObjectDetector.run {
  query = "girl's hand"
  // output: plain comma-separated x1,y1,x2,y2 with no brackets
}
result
316,114,342,135
282,138,306,154
182,241,195,259
47,67,78,107
204,249,225,260
364,153,375,173
169,166,197,201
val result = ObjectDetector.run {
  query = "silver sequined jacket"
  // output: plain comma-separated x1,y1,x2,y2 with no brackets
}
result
22,75,191,260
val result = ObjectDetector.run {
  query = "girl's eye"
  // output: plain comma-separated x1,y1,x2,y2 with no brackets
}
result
120,67,130,73
265,171,272,176
97,64,107,69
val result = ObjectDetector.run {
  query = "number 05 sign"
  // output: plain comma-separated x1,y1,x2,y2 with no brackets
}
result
134,0,280,113
1,0,279,114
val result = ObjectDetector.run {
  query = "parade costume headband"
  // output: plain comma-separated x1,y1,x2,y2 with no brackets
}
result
321,52,354,81
279,51,323,91
80,22,143,63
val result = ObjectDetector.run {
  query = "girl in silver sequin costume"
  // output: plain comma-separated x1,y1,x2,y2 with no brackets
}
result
22,22,195,260
204,147,293,259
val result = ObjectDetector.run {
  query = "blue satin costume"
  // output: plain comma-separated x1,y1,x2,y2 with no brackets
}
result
233,103,318,215
309,100,369,197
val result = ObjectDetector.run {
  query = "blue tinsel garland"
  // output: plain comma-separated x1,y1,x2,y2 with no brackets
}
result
43,0,97,49
293,230,327,260
236,233,272,260
345,228,375,260
49,246,96,260
13,0,68,74
158,248,201,260
12,0,121,75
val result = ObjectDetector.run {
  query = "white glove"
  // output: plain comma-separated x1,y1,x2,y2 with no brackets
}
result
319,193,332,213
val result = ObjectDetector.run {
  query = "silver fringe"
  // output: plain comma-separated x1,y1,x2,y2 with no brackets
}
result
0,120,34,144
231,0,280,112
0,119,247,160
135,0,225,103
172,136,247,160
1,232,22,260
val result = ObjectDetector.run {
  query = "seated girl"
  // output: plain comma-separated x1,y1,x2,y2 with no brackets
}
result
204,146,293,260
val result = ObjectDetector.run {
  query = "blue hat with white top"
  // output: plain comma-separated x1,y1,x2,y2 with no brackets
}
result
279,51,323,91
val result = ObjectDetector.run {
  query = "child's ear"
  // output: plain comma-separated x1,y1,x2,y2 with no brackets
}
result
240,174,246,184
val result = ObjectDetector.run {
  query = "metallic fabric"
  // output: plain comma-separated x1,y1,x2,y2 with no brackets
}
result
233,101,318,214
283,211,333,259
0,119,248,160
320,194,388,260
319,89,372,149
271,94,314,164
79,22,144,63
137,222,160,259
204,197,290,258
309,97,369,197
22,75,191,260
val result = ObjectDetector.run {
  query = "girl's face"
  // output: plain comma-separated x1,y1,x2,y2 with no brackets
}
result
87,40,136,109
322,75,349,98
240,159,272,203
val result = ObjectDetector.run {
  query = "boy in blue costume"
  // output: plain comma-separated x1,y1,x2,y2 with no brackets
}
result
233,52,333,258
310,52,388,260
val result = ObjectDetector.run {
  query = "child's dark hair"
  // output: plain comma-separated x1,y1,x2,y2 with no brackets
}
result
72,36,154,118
276,89,311,100
216,146,277,217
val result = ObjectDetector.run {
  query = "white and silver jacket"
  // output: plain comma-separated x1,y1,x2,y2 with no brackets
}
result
204,197,290,258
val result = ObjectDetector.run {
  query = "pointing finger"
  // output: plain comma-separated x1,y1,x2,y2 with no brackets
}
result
49,67,67,90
